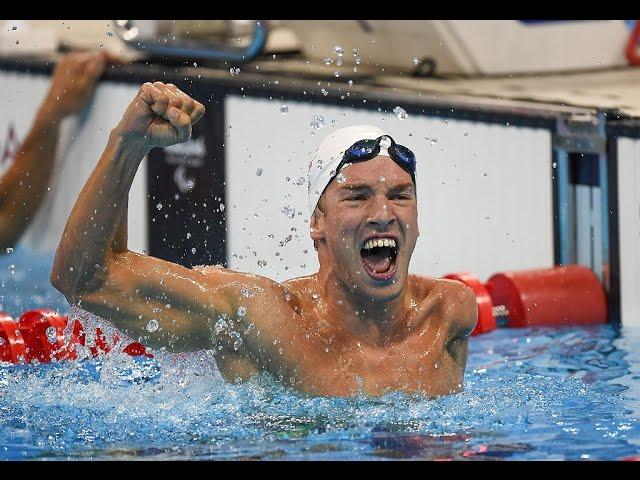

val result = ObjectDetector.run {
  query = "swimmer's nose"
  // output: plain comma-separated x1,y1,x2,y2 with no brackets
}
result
366,195,396,228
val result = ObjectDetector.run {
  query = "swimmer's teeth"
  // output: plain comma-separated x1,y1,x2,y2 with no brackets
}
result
363,238,397,249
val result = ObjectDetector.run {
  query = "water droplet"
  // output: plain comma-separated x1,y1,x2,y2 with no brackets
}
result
156,203,163,210
5,247,13,254
393,106,408,120
324,57,333,66
0,337,4,346
552,162,557,168
280,104,289,114
295,176,306,186
354,57,361,65
45,326,57,344
352,48,360,56
257,260,267,267
219,202,225,212
237,306,246,317
311,292,318,299
8,264,15,275
214,317,228,334
334,45,344,56
379,176,386,182
333,71,341,78
241,287,252,298
256,168,263,176
146,319,159,332
106,31,113,37
321,88,328,96
335,172,347,184
15,40,19,45
233,338,243,350
191,247,197,254
483,172,488,177
11,26,18,31
186,232,191,239
412,57,420,66
310,114,325,130
281,205,296,218
336,58,343,67
278,348,284,355
193,62,198,67
348,80,353,86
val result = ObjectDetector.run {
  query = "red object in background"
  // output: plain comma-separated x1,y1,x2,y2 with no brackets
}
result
17,309,70,363
486,265,607,328
122,342,154,358
0,308,153,365
626,21,640,65
443,272,496,336
0,312,26,363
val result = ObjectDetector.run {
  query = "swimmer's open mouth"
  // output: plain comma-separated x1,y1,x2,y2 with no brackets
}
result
360,237,399,281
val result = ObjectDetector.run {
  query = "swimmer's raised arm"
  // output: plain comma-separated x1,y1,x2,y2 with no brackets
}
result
50,82,298,360
0,52,111,251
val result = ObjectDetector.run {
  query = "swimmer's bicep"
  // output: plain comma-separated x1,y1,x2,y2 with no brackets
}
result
76,251,237,350
444,286,477,367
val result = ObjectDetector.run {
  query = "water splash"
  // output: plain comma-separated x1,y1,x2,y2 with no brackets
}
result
393,106,408,120
281,206,296,219
146,319,159,333
310,115,325,130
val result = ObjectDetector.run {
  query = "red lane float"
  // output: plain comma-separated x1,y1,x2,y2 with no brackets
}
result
485,265,607,328
17,309,72,363
0,309,153,364
443,272,496,336
0,312,26,363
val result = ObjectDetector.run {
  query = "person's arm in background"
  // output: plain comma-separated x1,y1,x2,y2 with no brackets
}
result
0,51,118,252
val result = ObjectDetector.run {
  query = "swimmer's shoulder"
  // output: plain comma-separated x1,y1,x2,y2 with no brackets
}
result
191,264,293,299
410,274,477,333
409,273,473,302
281,273,316,292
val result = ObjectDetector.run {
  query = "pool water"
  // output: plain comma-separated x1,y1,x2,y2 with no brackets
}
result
1,247,639,460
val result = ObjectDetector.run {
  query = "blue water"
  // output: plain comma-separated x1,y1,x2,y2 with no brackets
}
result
1,246,639,460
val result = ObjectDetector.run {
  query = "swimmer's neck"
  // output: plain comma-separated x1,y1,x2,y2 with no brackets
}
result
314,269,411,347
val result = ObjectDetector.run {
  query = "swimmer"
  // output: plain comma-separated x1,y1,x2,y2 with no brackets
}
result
0,51,121,252
51,82,477,397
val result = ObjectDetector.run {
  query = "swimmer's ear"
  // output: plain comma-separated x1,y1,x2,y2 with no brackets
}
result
310,207,326,249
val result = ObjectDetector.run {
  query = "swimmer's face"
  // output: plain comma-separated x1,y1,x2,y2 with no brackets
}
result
311,156,419,302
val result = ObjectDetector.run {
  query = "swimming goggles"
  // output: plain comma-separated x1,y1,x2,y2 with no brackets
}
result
332,135,416,184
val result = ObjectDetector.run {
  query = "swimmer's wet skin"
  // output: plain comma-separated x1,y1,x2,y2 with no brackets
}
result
50,83,477,397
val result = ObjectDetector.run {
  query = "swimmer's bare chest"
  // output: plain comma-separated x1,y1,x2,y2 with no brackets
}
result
214,276,465,397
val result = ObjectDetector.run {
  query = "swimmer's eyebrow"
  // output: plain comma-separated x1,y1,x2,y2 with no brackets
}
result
338,183,372,192
389,183,416,194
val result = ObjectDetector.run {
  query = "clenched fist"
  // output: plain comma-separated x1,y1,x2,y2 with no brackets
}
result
115,82,205,150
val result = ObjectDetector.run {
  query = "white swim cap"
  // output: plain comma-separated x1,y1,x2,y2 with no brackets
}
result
307,125,391,214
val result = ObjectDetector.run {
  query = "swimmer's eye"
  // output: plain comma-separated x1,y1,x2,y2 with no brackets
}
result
345,194,367,202
390,194,413,200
